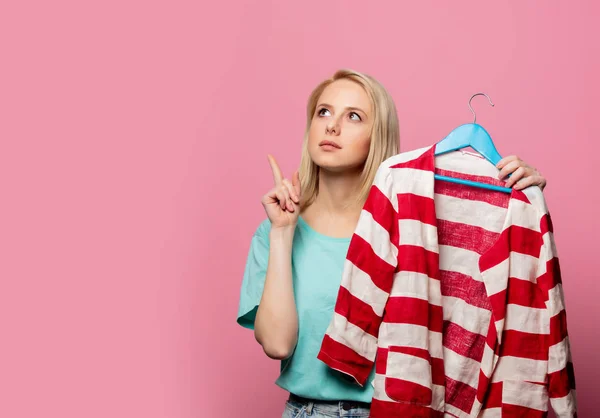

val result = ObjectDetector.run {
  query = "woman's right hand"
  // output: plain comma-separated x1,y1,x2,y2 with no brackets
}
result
261,155,301,229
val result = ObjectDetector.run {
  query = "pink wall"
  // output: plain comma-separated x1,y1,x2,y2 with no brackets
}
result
1,1,596,417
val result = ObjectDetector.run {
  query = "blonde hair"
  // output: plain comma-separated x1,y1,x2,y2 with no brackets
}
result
299,69,400,207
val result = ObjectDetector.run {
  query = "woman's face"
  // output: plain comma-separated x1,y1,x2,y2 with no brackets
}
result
308,79,374,173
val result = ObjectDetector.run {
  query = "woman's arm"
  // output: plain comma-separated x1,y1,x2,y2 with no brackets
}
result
254,155,301,360
254,225,299,360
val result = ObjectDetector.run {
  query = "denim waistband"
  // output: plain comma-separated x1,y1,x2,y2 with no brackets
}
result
288,393,371,412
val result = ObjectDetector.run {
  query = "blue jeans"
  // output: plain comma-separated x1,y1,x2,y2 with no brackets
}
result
282,397,370,418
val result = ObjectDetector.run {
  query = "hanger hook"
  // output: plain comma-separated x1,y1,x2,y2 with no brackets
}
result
468,93,495,124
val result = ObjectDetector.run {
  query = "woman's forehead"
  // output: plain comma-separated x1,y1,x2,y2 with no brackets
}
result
318,79,372,111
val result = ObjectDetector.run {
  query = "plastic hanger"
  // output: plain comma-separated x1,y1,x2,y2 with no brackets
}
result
434,93,512,193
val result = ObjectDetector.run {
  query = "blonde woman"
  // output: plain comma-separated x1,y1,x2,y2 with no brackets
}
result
237,69,547,418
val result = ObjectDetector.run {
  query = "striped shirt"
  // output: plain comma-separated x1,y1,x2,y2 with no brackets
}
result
317,146,577,417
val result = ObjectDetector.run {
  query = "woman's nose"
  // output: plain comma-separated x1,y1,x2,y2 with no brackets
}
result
325,120,339,135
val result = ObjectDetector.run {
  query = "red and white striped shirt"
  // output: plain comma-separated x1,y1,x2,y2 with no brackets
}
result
317,146,576,417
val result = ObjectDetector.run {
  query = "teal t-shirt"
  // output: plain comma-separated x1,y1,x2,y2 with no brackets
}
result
237,217,375,401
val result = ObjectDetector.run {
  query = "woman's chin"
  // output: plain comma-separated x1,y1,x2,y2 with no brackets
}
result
316,161,365,175
310,150,366,174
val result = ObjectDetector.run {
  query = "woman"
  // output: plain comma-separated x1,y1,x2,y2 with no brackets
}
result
237,69,547,418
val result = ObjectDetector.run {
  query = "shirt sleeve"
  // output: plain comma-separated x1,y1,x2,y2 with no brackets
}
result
237,219,271,330
537,213,577,417
317,163,398,386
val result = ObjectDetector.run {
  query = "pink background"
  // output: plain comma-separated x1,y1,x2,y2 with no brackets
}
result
1,1,597,417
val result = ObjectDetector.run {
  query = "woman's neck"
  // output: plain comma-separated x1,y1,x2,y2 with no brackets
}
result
300,168,364,238
312,168,363,215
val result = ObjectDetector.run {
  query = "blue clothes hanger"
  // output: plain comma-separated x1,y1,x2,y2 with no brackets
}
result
434,93,512,193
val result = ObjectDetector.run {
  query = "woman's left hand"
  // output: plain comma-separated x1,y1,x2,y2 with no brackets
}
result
496,156,547,191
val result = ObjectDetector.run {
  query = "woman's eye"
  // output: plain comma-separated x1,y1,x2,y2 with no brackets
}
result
318,108,331,117
349,112,362,121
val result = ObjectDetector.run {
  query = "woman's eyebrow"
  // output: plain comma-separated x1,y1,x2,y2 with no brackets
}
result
317,103,367,114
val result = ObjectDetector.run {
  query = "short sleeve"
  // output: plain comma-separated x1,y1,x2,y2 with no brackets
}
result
236,219,271,329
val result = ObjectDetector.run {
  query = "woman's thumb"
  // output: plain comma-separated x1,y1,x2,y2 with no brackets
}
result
292,171,301,197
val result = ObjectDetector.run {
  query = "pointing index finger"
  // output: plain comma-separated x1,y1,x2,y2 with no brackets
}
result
267,154,284,185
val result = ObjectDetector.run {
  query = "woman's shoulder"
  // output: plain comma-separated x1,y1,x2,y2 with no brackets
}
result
253,218,272,237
